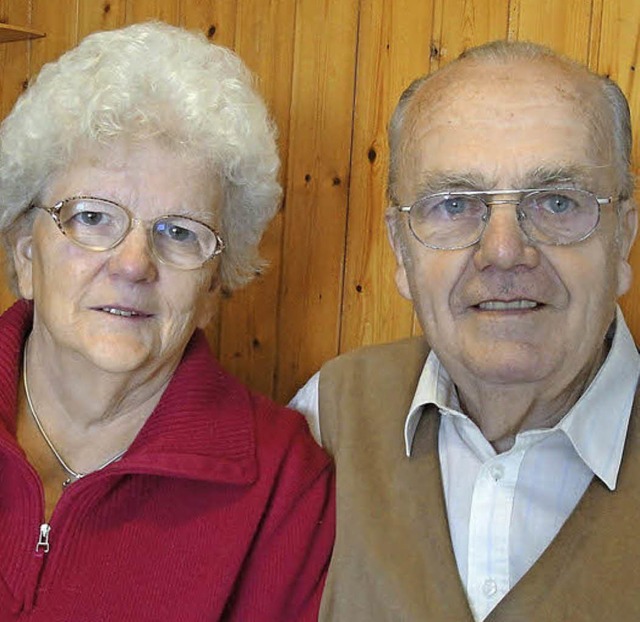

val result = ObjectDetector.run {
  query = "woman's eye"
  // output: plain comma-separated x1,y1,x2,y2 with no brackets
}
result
75,210,108,226
169,226,193,241
157,222,197,243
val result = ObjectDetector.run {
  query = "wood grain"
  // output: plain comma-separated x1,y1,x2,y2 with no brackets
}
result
0,0,30,312
216,0,296,397
274,0,359,402
596,0,640,334
509,0,592,61
0,0,637,403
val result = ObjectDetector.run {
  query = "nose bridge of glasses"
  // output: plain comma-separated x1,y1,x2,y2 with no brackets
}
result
113,215,157,259
479,198,530,244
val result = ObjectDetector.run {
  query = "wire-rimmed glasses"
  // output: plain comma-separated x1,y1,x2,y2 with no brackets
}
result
36,196,225,270
396,188,614,250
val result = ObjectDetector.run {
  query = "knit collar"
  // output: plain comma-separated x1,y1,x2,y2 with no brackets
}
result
0,299,257,486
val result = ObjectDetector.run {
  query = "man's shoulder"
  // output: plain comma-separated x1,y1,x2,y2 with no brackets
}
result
320,336,430,376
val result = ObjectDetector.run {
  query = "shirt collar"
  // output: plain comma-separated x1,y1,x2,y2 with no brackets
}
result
557,306,640,489
403,306,640,490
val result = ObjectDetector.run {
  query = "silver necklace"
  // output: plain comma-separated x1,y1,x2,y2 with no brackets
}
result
22,347,127,488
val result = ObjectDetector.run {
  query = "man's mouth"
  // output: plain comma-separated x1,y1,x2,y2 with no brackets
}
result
476,300,540,311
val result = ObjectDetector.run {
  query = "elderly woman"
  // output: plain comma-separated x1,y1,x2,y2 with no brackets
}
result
0,21,334,620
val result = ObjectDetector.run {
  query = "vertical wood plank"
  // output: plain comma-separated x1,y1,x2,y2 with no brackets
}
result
0,0,30,312
180,1,239,362
30,0,79,74
339,0,434,353
509,0,593,61
78,0,126,36
125,0,180,24
595,0,640,341
0,0,29,118
1,0,640,399
274,0,359,402
216,0,296,397
432,0,510,68
180,0,236,47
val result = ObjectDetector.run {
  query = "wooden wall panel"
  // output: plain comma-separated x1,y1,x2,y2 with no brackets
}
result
0,0,29,119
339,0,433,353
78,0,126,35
432,0,510,68
180,0,236,47
509,0,593,62
181,1,238,363
274,0,359,402
216,0,296,397
596,0,640,337
0,0,639,402
30,0,79,73
124,0,180,25
0,0,30,312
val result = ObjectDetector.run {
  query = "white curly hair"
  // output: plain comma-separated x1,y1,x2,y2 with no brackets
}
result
0,20,282,291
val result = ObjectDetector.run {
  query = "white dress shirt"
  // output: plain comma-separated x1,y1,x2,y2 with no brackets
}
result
289,307,640,621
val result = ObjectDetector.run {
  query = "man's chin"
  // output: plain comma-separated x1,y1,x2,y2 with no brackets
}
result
459,344,556,386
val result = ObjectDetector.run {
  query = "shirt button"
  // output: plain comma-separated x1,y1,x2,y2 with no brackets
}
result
489,464,504,482
482,578,498,597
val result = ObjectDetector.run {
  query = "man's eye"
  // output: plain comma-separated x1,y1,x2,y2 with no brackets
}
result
430,196,483,219
440,197,469,215
537,194,577,214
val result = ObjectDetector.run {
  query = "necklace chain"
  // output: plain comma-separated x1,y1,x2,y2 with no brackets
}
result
22,345,127,488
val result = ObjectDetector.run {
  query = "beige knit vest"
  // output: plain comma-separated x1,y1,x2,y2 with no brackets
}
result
318,337,640,621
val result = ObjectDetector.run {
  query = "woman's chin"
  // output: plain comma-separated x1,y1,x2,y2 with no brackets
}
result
76,339,154,375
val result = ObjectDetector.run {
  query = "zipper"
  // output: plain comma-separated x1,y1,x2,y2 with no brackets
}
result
35,523,51,554
18,524,51,614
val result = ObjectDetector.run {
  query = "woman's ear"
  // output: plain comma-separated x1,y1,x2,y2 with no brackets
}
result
195,273,221,330
12,230,34,300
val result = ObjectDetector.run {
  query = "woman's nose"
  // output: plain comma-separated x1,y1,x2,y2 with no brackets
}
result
106,223,158,282
473,204,540,271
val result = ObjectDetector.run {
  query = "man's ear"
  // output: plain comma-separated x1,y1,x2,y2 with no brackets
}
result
616,198,638,297
12,230,34,300
385,208,413,302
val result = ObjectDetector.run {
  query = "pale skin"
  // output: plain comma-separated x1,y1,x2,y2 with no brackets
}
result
12,141,221,520
388,57,637,453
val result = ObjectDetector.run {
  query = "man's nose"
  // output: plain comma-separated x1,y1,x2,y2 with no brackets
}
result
473,204,540,271
107,223,158,282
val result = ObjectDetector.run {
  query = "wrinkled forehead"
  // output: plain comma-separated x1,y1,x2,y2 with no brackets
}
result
398,57,614,196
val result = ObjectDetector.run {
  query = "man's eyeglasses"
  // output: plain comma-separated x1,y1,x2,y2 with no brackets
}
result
396,188,614,250
35,196,225,270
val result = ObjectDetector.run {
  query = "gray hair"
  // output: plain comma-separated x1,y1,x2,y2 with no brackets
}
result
0,21,282,291
388,40,634,205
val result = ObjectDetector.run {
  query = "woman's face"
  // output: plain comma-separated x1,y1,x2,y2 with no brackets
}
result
14,141,222,377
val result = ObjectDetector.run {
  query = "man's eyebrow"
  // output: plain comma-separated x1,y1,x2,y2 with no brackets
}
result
515,165,595,189
413,165,599,198
415,171,494,196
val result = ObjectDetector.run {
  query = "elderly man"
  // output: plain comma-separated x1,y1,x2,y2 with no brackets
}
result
291,41,640,621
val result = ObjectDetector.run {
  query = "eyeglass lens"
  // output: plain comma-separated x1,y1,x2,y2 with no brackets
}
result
56,197,220,269
408,189,600,249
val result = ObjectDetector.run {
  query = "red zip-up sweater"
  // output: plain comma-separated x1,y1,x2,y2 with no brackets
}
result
0,300,335,621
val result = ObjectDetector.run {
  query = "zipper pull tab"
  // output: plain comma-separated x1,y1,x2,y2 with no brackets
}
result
35,523,50,554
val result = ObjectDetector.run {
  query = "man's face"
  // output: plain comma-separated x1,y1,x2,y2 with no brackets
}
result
390,58,636,401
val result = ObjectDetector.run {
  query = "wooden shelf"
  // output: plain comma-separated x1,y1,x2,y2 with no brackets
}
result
0,23,45,44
